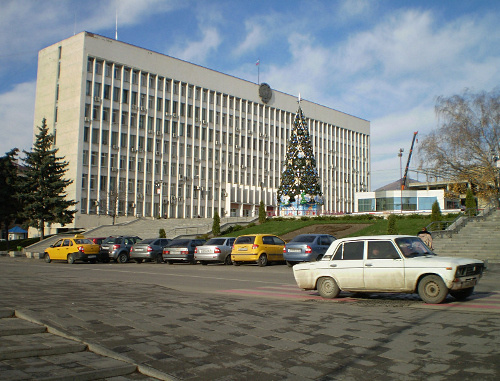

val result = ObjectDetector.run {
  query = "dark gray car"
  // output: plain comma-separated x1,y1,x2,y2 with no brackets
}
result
100,236,142,263
162,239,206,264
194,237,236,265
130,238,171,263
283,234,336,267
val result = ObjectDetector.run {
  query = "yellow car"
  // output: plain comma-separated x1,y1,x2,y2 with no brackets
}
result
44,234,101,264
231,234,286,267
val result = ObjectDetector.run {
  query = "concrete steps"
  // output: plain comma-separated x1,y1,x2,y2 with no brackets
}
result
0,309,163,380
25,216,256,256
432,208,500,263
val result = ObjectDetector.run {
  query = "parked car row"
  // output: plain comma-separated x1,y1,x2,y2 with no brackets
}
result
44,233,337,267
43,233,485,303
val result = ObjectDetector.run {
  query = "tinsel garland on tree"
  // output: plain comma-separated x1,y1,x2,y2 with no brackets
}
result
277,106,323,205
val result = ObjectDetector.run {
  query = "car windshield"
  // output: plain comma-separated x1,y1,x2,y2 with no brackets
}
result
74,239,93,244
289,235,316,243
167,239,191,246
234,236,256,245
205,238,226,245
395,237,435,258
103,237,121,244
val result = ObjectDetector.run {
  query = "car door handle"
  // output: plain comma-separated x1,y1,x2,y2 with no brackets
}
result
330,264,337,267
365,263,373,267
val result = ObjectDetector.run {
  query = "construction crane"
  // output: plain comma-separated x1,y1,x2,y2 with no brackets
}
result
402,131,418,190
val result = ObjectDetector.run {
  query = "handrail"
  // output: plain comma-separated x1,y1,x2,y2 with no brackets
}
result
427,198,498,237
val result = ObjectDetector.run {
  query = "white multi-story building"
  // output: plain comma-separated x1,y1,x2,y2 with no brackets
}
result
33,31,370,230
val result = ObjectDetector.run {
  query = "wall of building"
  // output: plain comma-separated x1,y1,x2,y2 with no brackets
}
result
354,189,448,213
34,32,370,230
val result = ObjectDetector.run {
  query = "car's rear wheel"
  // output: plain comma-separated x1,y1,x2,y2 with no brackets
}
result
286,261,296,267
257,254,268,267
166,260,173,264
232,261,241,266
135,259,143,264
155,255,163,264
117,252,128,263
449,287,474,301
317,277,340,299
44,253,51,263
418,275,448,304
89,259,96,264
224,255,232,265
200,261,208,265
67,253,76,264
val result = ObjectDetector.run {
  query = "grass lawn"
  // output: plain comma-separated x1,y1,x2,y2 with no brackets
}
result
221,214,457,238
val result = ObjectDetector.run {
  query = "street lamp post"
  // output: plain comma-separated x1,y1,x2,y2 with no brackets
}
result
398,148,404,213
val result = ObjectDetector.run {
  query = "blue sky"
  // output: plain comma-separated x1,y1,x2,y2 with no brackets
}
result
1,0,499,191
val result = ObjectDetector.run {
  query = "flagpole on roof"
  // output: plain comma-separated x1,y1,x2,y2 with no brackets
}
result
115,7,118,40
256,58,260,84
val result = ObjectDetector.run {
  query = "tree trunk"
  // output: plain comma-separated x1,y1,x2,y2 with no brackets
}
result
40,219,45,240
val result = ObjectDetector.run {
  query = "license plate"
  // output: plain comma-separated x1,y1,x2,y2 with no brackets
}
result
238,247,248,251
88,255,96,258
462,279,477,288
288,249,301,253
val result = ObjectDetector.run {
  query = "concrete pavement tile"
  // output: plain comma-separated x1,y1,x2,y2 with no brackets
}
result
288,365,326,379
388,361,421,375
173,346,209,359
304,342,344,355
260,338,303,351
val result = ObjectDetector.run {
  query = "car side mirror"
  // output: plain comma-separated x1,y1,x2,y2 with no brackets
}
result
50,245,54,248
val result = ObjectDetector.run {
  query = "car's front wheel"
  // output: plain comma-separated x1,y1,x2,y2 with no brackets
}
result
317,277,340,299
257,254,268,267
117,252,128,263
44,253,51,263
418,275,448,304
450,287,474,301
224,255,232,265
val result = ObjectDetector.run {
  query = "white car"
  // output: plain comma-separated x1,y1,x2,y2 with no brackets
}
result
292,235,485,304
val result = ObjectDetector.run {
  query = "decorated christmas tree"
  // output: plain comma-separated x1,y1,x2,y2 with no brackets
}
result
277,102,323,216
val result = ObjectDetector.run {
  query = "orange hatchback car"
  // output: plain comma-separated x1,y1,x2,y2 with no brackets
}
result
231,234,286,267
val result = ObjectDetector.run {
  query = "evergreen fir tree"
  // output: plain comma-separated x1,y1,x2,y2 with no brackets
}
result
20,119,77,239
430,200,443,230
465,188,477,216
212,210,221,237
0,148,21,243
159,228,166,238
277,105,322,205
259,200,266,224
387,214,398,234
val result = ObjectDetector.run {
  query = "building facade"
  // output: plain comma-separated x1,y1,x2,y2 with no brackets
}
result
33,32,370,230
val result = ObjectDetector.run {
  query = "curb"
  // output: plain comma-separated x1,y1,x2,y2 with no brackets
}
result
14,309,177,381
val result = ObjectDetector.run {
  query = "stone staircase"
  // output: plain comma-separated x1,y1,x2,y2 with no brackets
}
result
432,208,500,263
0,308,165,380
24,216,256,256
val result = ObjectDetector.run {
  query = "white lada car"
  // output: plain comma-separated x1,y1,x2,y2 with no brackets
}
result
292,235,485,304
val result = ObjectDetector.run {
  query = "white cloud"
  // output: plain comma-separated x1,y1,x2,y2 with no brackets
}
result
0,81,36,156
338,0,372,18
168,27,222,64
233,21,267,57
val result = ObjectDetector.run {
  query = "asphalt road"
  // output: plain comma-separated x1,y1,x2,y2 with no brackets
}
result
1,257,499,380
